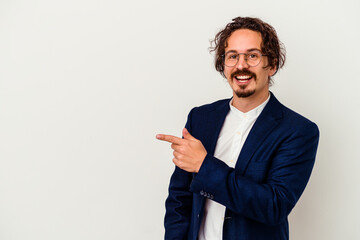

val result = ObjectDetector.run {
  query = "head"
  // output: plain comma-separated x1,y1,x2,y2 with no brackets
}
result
210,17,286,88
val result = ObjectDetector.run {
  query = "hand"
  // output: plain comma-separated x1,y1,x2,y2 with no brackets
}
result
156,128,207,173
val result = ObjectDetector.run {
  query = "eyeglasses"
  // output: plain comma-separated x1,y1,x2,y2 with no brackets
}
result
222,50,267,67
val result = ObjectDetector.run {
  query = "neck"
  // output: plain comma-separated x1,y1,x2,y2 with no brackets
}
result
231,91,270,113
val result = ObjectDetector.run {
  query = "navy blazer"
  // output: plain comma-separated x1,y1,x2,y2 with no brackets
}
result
164,93,319,240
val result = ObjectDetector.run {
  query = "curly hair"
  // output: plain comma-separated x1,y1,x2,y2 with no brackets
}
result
210,17,286,84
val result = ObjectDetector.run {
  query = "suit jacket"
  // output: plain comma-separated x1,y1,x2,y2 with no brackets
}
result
164,93,319,240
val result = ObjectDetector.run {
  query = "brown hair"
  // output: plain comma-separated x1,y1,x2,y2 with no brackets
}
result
210,17,286,84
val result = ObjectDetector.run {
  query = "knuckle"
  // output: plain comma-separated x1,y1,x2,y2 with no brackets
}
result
173,152,179,158
177,160,183,167
179,146,186,154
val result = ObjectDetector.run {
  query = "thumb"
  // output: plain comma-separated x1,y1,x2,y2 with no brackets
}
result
183,128,195,140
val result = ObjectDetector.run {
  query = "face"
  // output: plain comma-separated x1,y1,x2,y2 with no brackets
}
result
223,29,276,100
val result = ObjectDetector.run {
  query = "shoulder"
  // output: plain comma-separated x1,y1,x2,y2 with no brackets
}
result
274,97,319,137
190,98,231,115
184,98,230,134
280,100,317,125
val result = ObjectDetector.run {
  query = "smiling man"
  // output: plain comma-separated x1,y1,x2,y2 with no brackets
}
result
157,17,319,240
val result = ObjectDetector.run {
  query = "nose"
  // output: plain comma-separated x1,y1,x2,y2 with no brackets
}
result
235,54,249,69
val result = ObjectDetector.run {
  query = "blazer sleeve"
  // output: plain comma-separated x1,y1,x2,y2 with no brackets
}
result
164,108,196,240
189,121,320,226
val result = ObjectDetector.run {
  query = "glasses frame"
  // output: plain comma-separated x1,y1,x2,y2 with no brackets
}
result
222,50,267,68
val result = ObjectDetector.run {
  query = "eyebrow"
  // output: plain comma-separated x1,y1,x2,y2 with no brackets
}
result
225,48,262,54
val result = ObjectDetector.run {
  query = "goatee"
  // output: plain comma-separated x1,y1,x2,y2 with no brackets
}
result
235,89,255,98
231,69,257,98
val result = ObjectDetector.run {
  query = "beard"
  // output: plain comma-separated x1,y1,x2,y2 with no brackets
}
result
230,69,257,98
234,88,256,98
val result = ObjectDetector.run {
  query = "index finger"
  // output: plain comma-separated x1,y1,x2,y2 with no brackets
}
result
156,134,183,145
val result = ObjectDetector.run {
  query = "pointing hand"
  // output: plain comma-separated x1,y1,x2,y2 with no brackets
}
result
156,128,207,173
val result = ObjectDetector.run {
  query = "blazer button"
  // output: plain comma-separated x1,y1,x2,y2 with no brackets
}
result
200,190,204,196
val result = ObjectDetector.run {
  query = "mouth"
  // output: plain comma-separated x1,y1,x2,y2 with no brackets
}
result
234,74,253,84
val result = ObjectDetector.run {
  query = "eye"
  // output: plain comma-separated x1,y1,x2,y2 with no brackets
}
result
226,53,238,60
248,53,260,59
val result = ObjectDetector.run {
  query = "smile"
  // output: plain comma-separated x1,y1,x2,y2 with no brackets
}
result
234,75,253,83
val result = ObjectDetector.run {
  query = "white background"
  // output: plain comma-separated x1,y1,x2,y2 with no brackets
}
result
0,0,359,239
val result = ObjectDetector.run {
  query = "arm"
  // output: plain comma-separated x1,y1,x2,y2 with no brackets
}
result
164,109,195,240
189,122,319,225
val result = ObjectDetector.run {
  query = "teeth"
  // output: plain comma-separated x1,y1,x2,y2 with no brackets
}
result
235,75,251,80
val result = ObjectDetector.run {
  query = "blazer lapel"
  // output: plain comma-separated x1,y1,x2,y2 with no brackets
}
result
202,99,231,156
235,93,284,175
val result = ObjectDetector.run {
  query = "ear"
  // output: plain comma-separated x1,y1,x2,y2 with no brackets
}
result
268,59,278,77
268,65,277,77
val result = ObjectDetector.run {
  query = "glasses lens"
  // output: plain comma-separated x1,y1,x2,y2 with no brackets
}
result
224,52,238,67
246,51,261,66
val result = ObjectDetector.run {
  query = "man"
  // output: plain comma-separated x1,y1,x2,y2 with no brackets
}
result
156,17,319,240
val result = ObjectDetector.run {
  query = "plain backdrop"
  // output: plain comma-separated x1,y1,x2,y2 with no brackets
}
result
0,0,359,239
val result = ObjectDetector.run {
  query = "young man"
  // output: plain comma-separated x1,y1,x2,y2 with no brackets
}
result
156,17,319,240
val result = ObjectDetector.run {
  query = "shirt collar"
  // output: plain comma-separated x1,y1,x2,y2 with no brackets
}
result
229,94,270,119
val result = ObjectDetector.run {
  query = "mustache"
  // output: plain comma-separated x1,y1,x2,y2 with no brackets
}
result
231,69,256,80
